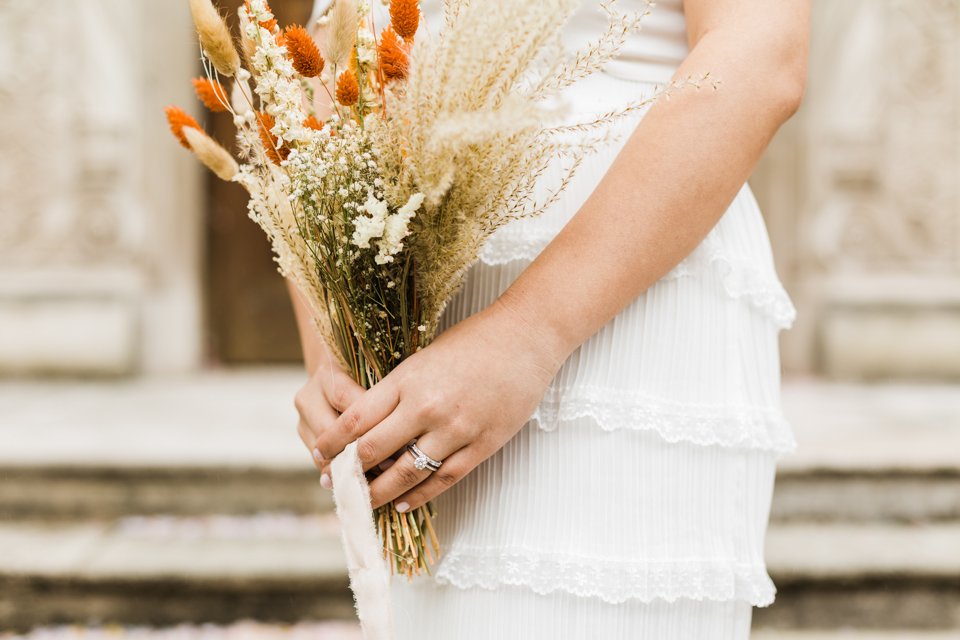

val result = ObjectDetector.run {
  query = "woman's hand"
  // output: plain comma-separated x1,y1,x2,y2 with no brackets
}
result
294,353,366,488
312,294,569,512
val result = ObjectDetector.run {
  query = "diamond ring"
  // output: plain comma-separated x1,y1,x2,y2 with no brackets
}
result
406,441,442,472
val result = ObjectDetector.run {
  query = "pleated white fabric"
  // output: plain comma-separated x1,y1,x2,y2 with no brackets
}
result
394,584,754,640
309,0,797,637
423,422,778,606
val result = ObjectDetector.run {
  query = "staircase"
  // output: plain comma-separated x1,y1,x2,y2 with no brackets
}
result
1,371,958,637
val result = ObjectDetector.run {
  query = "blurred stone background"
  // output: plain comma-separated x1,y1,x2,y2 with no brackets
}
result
0,0,958,638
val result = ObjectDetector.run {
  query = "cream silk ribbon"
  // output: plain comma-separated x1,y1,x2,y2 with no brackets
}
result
330,441,396,640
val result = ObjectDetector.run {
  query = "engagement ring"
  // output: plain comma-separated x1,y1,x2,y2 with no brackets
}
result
407,441,443,472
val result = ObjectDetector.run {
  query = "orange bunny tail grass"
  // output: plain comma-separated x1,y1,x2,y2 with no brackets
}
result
192,77,230,113
165,106,202,149
256,112,289,165
284,25,325,78
182,127,240,181
378,28,409,81
389,0,419,41
188,0,241,77
304,115,325,131
336,69,360,106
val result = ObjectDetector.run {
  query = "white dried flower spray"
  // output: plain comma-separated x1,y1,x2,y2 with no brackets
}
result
375,192,424,264
351,192,390,249
243,2,307,144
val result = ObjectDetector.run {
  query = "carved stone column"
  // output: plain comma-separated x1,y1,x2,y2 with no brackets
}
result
753,0,960,378
0,0,204,375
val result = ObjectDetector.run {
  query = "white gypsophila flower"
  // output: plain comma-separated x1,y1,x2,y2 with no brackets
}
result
351,193,390,249
375,192,425,264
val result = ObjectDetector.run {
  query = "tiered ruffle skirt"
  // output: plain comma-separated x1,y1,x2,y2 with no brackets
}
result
391,72,796,640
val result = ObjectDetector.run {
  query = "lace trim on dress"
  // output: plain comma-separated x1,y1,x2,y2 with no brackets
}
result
528,385,797,454
434,547,777,607
477,229,797,329
681,234,797,330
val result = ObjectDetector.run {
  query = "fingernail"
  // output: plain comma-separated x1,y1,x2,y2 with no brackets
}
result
379,458,395,471
312,448,324,463
396,501,409,513
320,473,332,490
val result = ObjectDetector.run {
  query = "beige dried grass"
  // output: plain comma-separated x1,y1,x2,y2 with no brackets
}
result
324,0,359,70
371,0,666,325
183,127,239,181
188,0,241,77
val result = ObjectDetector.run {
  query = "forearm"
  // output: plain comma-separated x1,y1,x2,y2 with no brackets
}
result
495,22,807,364
287,279,332,374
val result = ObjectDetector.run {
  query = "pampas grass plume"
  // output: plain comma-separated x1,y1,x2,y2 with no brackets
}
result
182,127,239,180
188,0,241,77
325,0,358,70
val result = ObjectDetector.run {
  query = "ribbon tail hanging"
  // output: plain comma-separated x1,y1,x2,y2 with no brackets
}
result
330,441,396,640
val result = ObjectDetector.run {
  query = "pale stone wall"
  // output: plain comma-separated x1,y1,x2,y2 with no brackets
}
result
1,0,957,379
752,0,960,378
0,0,205,375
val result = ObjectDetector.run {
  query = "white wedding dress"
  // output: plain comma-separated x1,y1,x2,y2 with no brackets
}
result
311,1,797,638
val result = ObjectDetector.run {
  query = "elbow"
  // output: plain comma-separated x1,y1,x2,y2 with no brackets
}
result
776,62,807,120
771,37,809,120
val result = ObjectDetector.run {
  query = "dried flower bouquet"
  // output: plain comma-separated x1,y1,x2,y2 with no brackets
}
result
167,0,700,577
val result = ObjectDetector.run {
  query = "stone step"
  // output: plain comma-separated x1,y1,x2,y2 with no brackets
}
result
2,373,958,523
3,628,958,640
0,515,353,632
771,468,960,523
5,461,957,524
2,517,958,632
753,634,960,640
0,370,329,521
0,465,333,521
758,523,960,631
1,623,363,640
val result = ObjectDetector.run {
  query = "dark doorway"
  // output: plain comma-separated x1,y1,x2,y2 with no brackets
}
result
204,0,314,364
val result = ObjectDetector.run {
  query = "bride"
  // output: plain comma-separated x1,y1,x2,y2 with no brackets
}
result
291,0,809,638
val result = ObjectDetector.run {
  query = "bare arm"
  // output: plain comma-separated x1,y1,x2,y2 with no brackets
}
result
498,0,810,363
287,280,330,374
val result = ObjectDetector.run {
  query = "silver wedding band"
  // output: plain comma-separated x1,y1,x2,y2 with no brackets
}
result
407,441,443,472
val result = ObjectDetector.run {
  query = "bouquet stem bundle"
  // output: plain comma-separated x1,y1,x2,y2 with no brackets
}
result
168,0,710,578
